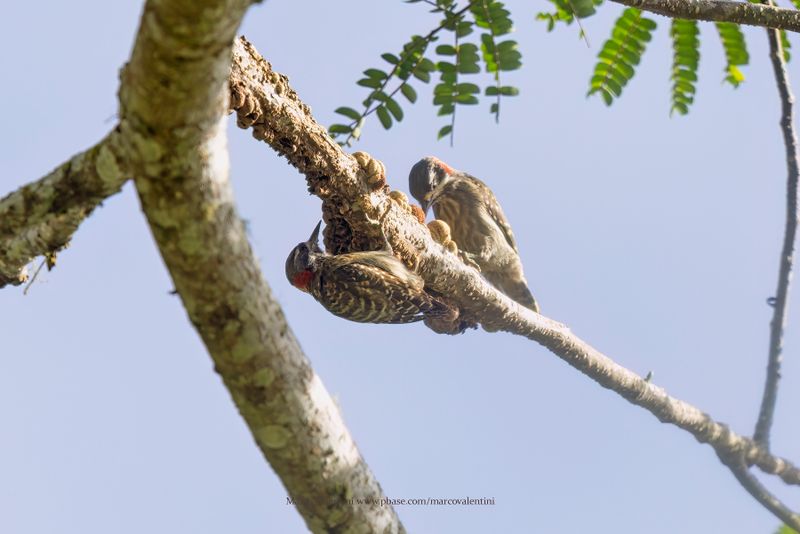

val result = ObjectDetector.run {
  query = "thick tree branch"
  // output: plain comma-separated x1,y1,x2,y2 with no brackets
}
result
754,27,800,449
0,131,128,287
229,37,800,494
114,2,404,533
611,0,800,33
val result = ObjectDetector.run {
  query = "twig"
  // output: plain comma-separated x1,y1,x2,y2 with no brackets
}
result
565,0,591,47
754,10,800,450
22,259,46,295
341,1,476,145
724,454,800,530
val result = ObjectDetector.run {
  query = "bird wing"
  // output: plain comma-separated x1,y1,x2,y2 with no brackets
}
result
319,259,433,323
460,174,520,254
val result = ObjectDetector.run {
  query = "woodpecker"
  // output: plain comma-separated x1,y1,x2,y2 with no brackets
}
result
408,156,540,312
285,221,451,324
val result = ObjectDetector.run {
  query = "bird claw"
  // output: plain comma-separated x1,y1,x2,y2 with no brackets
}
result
458,250,481,272
426,220,480,271
352,151,387,191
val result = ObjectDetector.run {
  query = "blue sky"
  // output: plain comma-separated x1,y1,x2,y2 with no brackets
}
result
1,1,799,533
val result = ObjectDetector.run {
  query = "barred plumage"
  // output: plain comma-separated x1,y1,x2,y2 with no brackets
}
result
286,222,452,324
409,157,540,312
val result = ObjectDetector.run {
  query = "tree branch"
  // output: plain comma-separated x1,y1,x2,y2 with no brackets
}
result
113,2,404,533
754,26,800,449
722,452,800,530
0,131,128,287
611,0,800,34
229,36,800,495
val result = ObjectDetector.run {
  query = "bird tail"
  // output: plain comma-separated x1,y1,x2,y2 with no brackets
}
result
422,290,476,334
501,279,540,313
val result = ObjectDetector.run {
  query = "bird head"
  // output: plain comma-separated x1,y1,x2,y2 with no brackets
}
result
285,221,323,292
408,156,455,214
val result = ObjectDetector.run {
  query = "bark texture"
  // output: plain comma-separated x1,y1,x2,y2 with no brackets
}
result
613,0,800,33
0,132,128,286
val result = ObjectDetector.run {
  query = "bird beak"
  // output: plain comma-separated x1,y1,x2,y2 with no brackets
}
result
420,194,431,215
307,220,322,251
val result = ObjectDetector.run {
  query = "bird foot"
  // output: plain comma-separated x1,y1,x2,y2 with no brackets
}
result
457,250,481,272
426,220,480,271
423,300,477,335
352,151,387,191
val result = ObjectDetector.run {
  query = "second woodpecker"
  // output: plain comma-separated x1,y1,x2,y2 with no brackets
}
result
286,221,452,324
408,156,540,312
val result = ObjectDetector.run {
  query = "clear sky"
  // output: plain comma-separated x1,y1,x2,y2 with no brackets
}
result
2,1,799,533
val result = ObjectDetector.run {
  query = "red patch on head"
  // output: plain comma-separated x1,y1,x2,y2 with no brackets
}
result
432,157,454,175
292,270,314,291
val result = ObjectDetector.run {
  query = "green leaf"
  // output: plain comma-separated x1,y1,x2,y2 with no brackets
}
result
400,83,417,103
381,53,399,65
670,19,700,116
437,103,455,116
458,62,481,74
376,105,392,129
433,94,454,105
328,124,352,135
335,107,362,121
370,90,391,103
434,82,454,95
587,8,656,106
456,82,480,94
498,55,522,71
458,42,480,56
436,44,457,55
418,58,436,71
725,65,745,86
571,0,597,18
437,124,452,139
413,68,431,83
715,22,749,87
456,20,473,37
364,68,388,80
781,30,791,63
357,78,382,89
385,98,404,121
